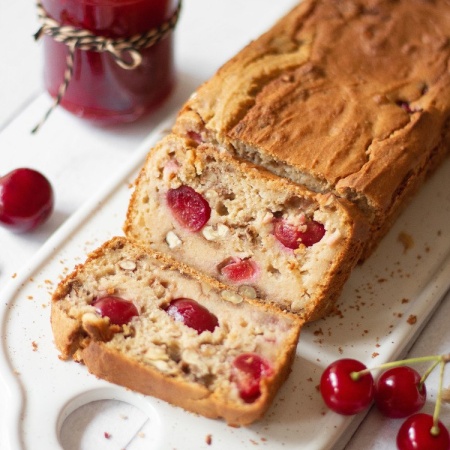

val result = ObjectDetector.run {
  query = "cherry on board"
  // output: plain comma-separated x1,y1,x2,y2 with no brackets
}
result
375,366,426,418
397,413,450,450
0,168,54,233
320,358,374,415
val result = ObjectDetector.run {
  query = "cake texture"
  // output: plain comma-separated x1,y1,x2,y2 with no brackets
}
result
124,133,367,321
173,0,450,256
51,237,302,425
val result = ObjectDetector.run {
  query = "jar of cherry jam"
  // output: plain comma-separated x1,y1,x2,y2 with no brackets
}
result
40,0,179,124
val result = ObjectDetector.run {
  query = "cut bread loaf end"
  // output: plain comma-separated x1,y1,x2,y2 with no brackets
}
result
124,134,368,321
51,237,302,426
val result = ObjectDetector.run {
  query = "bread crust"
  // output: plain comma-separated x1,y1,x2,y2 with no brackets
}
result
174,0,450,255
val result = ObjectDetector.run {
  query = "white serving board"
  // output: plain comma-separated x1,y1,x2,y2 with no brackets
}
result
1,116,450,450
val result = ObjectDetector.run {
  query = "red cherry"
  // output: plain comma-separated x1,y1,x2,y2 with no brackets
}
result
92,296,139,325
273,218,325,249
232,353,273,403
0,168,54,233
375,366,426,418
167,185,211,232
219,257,258,283
320,359,374,415
397,413,450,450
165,298,218,334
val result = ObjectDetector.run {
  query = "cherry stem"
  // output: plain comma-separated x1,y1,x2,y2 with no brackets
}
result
350,353,450,381
431,360,446,437
419,359,440,390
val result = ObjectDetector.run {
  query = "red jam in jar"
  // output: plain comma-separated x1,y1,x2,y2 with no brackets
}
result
40,0,178,124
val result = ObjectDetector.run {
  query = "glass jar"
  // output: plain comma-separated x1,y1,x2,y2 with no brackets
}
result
40,0,178,125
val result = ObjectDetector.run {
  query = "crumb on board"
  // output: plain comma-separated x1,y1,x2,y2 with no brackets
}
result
205,434,212,445
407,314,417,325
398,231,414,253
442,388,450,403
12,273,17,279
104,432,111,439
32,341,38,352
372,352,380,358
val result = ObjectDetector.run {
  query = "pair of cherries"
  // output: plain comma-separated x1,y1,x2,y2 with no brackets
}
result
320,358,450,450
0,168,54,232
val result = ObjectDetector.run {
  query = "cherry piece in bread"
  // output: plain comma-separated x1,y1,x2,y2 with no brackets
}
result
232,353,274,403
92,296,139,326
219,257,258,283
273,218,325,249
167,185,211,232
165,298,219,334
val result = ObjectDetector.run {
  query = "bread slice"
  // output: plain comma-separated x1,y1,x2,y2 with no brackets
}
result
51,237,302,426
173,0,450,257
124,134,367,321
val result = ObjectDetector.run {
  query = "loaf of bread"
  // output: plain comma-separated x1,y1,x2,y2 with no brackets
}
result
124,133,367,321
51,237,302,425
173,0,450,257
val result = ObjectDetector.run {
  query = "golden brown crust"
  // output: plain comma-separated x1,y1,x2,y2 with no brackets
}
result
80,335,295,426
174,0,450,254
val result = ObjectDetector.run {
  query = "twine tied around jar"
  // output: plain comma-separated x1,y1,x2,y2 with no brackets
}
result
32,0,182,133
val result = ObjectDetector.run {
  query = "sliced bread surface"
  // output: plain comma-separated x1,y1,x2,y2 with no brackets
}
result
124,134,367,321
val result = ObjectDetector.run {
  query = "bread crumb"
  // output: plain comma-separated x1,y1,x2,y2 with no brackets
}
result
398,232,414,253
442,388,450,403
205,434,212,445
104,432,111,439
12,273,17,279
32,341,38,352
372,352,379,358
407,315,417,325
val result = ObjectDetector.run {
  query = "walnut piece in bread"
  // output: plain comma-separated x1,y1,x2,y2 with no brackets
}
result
124,134,367,321
51,237,302,426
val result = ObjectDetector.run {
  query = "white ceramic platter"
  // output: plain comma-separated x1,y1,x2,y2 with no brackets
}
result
1,115,450,449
